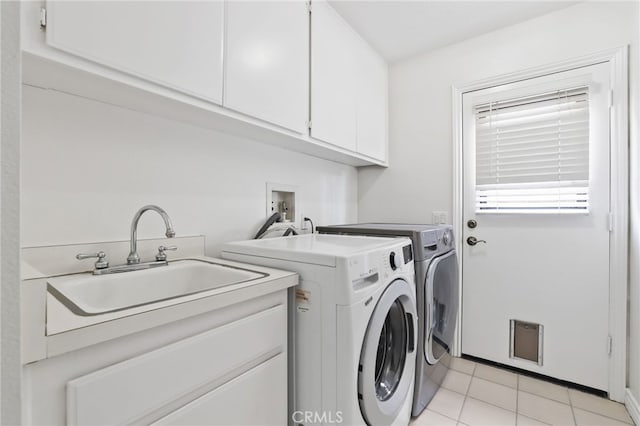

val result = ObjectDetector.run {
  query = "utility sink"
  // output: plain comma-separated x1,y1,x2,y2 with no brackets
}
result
47,259,268,316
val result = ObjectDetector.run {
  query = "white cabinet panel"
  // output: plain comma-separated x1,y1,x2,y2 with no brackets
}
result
356,39,388,162
310,1,357,150
46,1,224,104
225,1,309,134
66,305,285,425
153,354,287,426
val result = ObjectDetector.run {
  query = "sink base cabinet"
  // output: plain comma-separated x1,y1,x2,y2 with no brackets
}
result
23,290,288,425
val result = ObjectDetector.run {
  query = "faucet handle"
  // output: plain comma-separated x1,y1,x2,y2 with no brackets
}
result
76,251,109,269
156,245,177,261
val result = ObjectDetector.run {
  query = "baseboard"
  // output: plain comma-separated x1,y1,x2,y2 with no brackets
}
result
625,388,640,425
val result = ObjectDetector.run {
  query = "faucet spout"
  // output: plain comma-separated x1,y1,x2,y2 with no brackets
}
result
127,205,175,264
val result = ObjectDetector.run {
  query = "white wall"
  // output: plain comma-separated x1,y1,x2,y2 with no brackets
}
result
21,86,357,255
358,0,639,402
1,1,22,424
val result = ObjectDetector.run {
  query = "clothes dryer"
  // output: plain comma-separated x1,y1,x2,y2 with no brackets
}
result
317,224,459,417
222,234,418,426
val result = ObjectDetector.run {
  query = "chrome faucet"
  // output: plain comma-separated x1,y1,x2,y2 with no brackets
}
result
127,205,175,265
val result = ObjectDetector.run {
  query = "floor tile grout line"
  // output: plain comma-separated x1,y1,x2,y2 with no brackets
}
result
472,364,519,389
517,413,553,426
458,382,470,423
424,388,467,423
471,374,518,390
567,388,634,424
450,361,632,425
569,397,578,426
519,387,632,426
466,378,519,414
518,387,573,407
421,408,459,424
459,367,473,422
570,405,635,425
464,395,518,416
450,360,477,377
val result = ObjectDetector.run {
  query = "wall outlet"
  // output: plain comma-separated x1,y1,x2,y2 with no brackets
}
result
432,211,448,224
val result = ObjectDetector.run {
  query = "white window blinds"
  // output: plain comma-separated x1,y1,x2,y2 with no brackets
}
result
474,86,590,213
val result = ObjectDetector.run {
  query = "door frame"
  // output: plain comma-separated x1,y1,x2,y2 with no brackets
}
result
451,46,629,401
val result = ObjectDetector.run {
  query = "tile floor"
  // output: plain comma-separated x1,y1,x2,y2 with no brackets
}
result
412,358,635,426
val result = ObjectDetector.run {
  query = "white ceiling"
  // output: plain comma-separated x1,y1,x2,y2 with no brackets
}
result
329,1,578,63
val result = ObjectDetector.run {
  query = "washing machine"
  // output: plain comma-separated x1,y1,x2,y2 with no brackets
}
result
317,224,459,417
222,234,417,426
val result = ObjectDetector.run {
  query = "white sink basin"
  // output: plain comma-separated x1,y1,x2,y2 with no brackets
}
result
47,259,267,316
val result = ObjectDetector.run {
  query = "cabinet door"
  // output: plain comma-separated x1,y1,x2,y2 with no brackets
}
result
224,2,309,134
45,1,224,104
356,40,388,162
152,354,287,426
310,1,357,151
66,305,286,425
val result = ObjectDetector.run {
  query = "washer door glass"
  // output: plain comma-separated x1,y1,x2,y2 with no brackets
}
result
359,279,417,425
375,299,407,400
425,250,459,364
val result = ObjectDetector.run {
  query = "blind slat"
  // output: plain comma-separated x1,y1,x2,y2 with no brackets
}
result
476,186,589,213
477,104,588,125
477,151,589,164
474,85,590,213
476,118,588,137
476,137,588,152
476,109,588,130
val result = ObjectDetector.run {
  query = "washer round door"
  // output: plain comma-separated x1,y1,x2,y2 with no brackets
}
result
425,250,459,364
358,278,417,425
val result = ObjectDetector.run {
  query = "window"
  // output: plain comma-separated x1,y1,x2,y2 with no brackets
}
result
474,86,590,213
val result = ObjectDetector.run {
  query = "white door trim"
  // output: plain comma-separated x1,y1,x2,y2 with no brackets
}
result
451,46,629,402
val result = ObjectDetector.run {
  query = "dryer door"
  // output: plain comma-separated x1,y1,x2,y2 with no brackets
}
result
425,250,459,364
358,278,417,425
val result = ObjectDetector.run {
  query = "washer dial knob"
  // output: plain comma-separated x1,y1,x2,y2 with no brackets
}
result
389,251,400,270
443,229,452,246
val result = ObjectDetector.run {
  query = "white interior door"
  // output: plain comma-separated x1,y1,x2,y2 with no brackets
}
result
461,62,611,391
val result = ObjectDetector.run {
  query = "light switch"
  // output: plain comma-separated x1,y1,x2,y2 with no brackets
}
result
432,211,448,224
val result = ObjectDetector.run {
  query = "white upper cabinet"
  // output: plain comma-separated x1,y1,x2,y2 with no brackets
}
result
45,1,224,104
310,1,358,151
24,1,388,166
356,38,388,161
224,2,309,134
310,1,388,162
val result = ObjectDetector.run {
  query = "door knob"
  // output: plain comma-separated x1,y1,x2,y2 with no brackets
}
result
467,236,487,246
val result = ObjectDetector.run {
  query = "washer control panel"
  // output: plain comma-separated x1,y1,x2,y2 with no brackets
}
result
402,243,413,263
389,244,413,270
